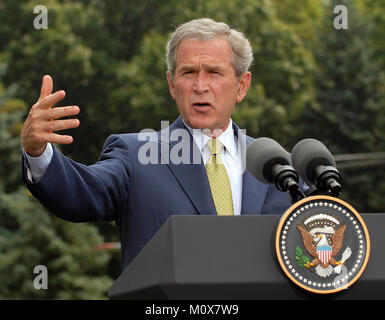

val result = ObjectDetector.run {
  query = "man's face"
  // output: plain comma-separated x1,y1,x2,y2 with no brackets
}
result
167,37,251,133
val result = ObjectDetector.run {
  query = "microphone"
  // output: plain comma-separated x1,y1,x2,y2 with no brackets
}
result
291,138,342,197
246,137,305,203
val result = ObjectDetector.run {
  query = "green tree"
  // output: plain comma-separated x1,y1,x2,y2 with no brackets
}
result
1,0,317,160
272,0,323,45
297,0,385,212
0,189,113,299
0,75,113,299
357,0,385,70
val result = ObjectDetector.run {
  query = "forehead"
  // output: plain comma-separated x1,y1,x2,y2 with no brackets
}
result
175,37,233,67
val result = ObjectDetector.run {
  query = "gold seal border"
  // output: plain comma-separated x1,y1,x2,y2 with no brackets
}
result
275,195,371,295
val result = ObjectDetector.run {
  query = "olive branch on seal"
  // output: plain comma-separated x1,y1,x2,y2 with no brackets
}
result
295,246,310,268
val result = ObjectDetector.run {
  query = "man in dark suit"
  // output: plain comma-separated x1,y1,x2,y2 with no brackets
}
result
21,18,292,270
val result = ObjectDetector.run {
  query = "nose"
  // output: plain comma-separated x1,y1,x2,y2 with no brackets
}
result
193,70,209,94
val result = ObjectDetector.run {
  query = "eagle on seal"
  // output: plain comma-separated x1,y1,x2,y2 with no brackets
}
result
297,223,346,277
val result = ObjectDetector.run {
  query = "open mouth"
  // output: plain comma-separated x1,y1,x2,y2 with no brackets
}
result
192,102,212,108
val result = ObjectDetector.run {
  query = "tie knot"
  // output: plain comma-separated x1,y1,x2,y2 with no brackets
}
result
206,139,223,155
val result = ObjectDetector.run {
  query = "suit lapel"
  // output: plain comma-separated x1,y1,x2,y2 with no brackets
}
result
232,122,268,215
160,117,217,215
160,117,269,216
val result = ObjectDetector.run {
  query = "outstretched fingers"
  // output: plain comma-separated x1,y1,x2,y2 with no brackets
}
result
42,118,80,132
42,105,80,120
36,90,66,110
38,75,54,102
37,132,75,145
21,75,81,157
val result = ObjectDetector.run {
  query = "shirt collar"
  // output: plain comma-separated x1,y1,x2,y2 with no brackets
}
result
181,118,238,160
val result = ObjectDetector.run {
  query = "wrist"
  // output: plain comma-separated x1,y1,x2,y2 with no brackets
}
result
24,144,47,158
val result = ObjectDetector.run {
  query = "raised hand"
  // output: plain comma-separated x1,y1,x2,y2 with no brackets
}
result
21,75,80,157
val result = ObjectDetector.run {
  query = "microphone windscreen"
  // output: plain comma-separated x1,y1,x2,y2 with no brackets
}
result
291,138,336,185
246,137,290,184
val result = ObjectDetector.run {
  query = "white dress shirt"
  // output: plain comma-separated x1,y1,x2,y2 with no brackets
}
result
23,142,53,183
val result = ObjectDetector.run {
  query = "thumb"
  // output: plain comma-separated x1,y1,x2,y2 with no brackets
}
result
38,75,53,102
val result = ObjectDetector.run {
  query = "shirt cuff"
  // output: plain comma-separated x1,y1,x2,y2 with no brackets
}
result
22,143,53,183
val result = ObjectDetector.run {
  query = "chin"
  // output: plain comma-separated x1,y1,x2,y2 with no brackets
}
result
187,118,215,130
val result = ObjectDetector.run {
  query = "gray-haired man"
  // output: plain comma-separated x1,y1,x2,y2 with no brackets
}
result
21,18,292,270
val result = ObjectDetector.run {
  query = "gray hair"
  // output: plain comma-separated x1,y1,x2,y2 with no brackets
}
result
166,18,253,78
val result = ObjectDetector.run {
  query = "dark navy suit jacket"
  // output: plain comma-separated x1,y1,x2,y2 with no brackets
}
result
22,116,293,270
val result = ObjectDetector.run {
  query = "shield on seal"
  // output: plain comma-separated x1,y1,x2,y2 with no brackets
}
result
316,245,332,265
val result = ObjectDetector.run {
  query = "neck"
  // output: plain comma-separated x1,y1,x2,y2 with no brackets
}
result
182,119,231,139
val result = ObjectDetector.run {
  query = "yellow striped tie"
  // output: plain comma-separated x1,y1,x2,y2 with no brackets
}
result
205,139,234,216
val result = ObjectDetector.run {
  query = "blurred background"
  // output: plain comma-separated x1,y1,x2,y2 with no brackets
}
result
0,0,384,299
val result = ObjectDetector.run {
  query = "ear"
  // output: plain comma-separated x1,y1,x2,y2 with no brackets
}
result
166,71,176,100
236,72,252,103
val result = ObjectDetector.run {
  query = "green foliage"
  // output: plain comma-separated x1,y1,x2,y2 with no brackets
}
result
0,79,113,299
109,32,178,133
357,0,385,69
1,0,319,161
297,0,385,211
0,189,113,299
272,0,323,45
295,246,310,268
0,83,28,192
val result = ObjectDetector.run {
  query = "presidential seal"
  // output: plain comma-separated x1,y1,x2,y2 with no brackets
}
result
275,195,370,294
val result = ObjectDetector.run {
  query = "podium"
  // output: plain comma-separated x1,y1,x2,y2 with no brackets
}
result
108,214,385,299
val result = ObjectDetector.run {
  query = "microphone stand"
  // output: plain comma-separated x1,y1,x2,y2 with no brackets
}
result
272,164,306,204
284,177,306,204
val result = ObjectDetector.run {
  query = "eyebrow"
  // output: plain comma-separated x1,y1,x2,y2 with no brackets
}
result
177,64,225,73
